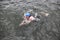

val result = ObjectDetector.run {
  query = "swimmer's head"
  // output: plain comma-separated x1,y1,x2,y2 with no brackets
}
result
24,12,31,17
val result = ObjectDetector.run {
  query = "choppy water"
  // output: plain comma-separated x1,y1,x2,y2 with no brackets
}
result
0,0,60,40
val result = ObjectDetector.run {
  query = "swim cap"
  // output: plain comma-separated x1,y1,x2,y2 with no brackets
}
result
24,12,31,16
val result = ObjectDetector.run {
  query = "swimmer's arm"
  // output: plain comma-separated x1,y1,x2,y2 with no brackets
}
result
19,20,26,26
19,20,30,26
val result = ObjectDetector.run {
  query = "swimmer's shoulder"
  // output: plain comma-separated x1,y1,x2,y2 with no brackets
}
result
29,16,35,20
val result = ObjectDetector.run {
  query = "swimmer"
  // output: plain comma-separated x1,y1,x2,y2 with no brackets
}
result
19,12,40,26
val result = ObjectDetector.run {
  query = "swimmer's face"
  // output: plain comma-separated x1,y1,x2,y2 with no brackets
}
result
26,16,30,18
26,16,30,20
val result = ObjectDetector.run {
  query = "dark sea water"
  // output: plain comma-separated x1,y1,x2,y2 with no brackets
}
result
0,0,60,40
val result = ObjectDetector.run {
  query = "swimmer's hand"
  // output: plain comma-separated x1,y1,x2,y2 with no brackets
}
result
19,23,24,26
